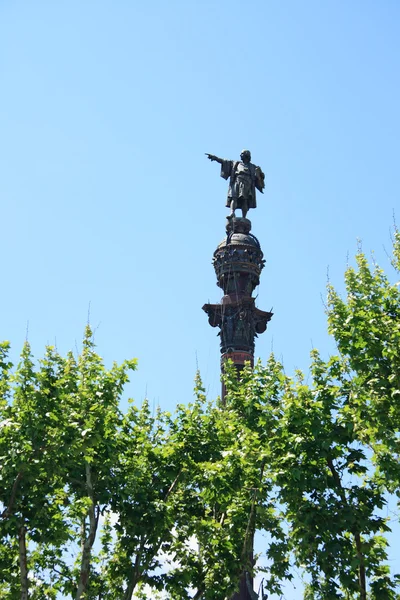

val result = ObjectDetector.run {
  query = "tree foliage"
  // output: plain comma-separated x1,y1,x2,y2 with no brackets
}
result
0,328,285,599
1,233,400,599
221,232,400,599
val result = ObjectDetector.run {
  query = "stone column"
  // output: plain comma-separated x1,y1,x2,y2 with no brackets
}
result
203,217,272,397
203,217,272,600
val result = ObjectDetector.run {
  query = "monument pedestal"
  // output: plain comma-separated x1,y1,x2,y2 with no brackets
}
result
203,217,272,381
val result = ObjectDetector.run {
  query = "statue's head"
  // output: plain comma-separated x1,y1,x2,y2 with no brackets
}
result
240,149,251,163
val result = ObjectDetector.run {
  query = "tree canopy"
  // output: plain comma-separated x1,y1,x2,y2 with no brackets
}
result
1,232,400,599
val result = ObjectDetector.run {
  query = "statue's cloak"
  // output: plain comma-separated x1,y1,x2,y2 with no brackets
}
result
220,160,265,208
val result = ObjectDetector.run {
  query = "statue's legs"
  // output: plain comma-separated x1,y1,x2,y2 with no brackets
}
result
241,199,249,218
230,197,249,218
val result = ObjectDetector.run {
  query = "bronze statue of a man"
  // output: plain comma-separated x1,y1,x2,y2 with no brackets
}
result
206,150,265,218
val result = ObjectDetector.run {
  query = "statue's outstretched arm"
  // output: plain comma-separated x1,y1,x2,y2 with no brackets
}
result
205,153,224,165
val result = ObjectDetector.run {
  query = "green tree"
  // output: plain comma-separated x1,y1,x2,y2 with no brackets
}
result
219,231,400,599
327,231,400,492
2,232,400,600
0,329,287,599
0,341,73,599
221,354,398,598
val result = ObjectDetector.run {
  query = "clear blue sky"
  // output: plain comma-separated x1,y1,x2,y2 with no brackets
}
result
1,2,399,597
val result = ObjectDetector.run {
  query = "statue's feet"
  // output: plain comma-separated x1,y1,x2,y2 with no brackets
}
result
226,216,252,234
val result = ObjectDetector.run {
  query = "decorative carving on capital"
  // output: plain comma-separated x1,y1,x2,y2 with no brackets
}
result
202,300,273,355
212,241,265,298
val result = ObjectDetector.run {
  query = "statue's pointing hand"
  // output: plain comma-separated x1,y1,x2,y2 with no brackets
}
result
205,153,223,164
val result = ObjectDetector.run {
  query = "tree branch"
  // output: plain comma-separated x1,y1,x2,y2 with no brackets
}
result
123,534,146,600
192,588,205,600
1,471,23,519
19,525,29,600
326,457,366,599
122,468,183,600
75,462,99,600
241,460,265,562
164,467,183,501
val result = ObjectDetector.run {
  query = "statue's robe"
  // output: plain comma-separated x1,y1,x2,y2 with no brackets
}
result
220,160,265,209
